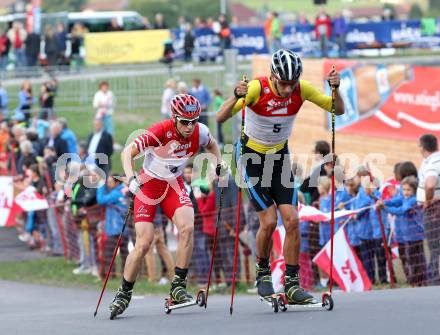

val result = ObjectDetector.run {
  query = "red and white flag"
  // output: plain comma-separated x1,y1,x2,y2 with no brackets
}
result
15,187,49,212
298,203,360,222
0,177,16,227
271,226,286,292
313,228,372,292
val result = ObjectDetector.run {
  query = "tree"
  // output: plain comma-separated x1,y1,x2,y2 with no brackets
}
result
409,4,424,19
42,0,87,13
129,0,221,28
430,0,440,10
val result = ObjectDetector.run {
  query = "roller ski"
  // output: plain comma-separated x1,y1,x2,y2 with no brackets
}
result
255,263,281,312
109,287,132,320
275,274,334,313
164,275,206,314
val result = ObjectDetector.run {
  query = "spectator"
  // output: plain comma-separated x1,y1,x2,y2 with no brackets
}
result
24,28,40,69
7,21,26,68
160,79,176,119
153,13,168,29
184,164,209,285
0,82,8,121
218,14,232,53
0,122,9,172
183,23,195,63
55,23,68,67
315,7,332,58
230,16,239,29
45,78,58,119
46,121,68,159
109,18,123,32
26,128,44,157
264,12,273,54
58,117,78,154
39,83,51,120
161,36,175,75
380,176,427,286
177,81,188,94
97,174,129,278
300,140,331,204
16,140,37,175
140,16,151,30
92,81,116,134
16,80,34,126
213,89,224,146
0,29,9,71
70,23,84,72
213,172,244,286
178,15,187,30
44,25,59,69
317,176,331,287
333,11,348,58
71,168,99,276
86,117,113,176
417,134,440,284
270,12,283,53
189,78,211,126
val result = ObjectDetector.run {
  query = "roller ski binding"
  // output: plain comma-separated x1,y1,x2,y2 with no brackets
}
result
109,287,132,320
276,275,334,313
164,276,206,314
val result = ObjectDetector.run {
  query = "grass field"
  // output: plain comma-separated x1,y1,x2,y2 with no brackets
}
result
0,257,253,295
235,0,429,16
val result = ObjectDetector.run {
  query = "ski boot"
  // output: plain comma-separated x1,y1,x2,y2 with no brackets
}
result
109,287,132,319
284,274,316,305
169,275,193,304
256,263,275,299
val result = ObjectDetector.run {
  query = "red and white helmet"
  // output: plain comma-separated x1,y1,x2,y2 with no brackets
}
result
171,94,201,120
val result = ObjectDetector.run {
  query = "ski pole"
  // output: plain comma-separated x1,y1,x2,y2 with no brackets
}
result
366,166,396,288
205,186,224,309
230,76,247,315
329,65,337,295
93,198,133,317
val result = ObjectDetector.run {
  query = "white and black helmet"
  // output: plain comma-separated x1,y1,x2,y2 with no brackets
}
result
270,49,303,81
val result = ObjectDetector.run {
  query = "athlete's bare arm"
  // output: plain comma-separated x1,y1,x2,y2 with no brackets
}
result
121,142,140,182
205,136,222,165
217,79,251,123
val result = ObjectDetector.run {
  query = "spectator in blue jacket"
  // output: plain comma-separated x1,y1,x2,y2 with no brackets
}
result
333,12,348,58
0,83,8,121
189,78,211,126
342,179,361,257
355,181,375,283
379,176,427,286
58,117,78,154
97,174,129,278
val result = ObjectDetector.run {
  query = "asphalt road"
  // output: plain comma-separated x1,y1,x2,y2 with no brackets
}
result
1,280,438,335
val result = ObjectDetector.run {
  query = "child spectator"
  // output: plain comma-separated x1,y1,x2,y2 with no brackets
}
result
364,177,389,285
97,174,129,279
380,176,427,286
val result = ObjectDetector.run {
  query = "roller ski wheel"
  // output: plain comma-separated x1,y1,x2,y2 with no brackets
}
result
271,296,279,313
196,289,206,307
259,294,280,313
278,295,288,312
322,292,334,311
164,298,172,314
109,307,120,320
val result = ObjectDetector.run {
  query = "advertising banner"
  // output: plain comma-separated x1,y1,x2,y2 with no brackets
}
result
324,60,440,140
85,30,170,64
